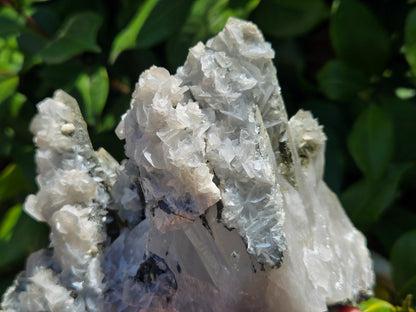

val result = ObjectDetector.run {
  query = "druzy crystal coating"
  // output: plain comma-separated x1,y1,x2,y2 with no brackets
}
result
1,18,373,312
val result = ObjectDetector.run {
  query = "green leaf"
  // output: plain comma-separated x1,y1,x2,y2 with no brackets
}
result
17,29,48,56
395,87,416,100
0,37,24,74
317,59,368,100
348,105,394,180
109,0,160,63
0,127,13,158
229,0,259,10
397,276,416,300
13,145,36,186
400,294,415,312
0,75,19,104
330,0,390,74
0,205,22,242
341,163,411,230
8,92,25,117
133,0,192,49
253,0,328,38
16,29,47,71
166,0,260,69
31,6,60,37
166,0,215,69
96,114,116,133
405,8,416,76
75,66,109,125
207,0,261,34
0,164,27,203
39,11,102,64
373,207,416,255
358,297,395,312
0,16,22,38
0,92,26,119
0,6,24,38
39,59,84,89
391,230,416,297
111,48,158,80
380,97,416,164
110,0,192,63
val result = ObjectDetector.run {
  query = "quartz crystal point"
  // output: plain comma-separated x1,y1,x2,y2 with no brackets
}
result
176,21,287,264
269,110,374,311
1,17,374,312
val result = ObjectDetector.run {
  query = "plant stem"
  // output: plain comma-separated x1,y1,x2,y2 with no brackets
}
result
0,0,52,39
110,79,131,94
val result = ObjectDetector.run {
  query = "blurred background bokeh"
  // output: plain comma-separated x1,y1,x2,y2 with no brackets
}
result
0,0,415,308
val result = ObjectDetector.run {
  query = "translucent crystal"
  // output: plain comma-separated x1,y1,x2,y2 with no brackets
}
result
1,18,374,312
176,22,287,264
268,110,374,311
2,91,118,312
119,66,221,220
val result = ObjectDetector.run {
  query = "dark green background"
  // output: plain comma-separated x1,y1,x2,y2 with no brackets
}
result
0,0,415,307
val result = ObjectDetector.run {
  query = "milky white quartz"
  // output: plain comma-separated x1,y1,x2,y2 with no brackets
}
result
268,110,374,311
1,91,118,312
116,67,220,221
1,18,373,312
176,23,287,264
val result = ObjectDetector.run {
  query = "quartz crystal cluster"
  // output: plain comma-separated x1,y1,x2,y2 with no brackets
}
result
1,18,374,312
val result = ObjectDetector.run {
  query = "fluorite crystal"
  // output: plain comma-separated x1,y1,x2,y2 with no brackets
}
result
1,18,373,312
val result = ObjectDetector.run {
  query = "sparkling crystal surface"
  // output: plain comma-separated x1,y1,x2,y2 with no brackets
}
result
1,18,373,312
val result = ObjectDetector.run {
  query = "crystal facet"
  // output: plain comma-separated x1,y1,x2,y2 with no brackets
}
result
1,18,373,312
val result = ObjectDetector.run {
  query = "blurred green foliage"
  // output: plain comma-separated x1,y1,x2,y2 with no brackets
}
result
0,0,415,308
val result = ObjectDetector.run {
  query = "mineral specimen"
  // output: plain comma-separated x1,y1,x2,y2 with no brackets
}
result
1,17,374,312
1,91,118,312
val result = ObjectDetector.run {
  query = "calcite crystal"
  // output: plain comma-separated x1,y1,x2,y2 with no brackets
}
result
1,18,373,312
1,91,119,311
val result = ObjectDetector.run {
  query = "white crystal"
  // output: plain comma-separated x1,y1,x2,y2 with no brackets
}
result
123,66,221,220
2,91,119,312
1,18,374,312
267,110,374,311
176,25,287,264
